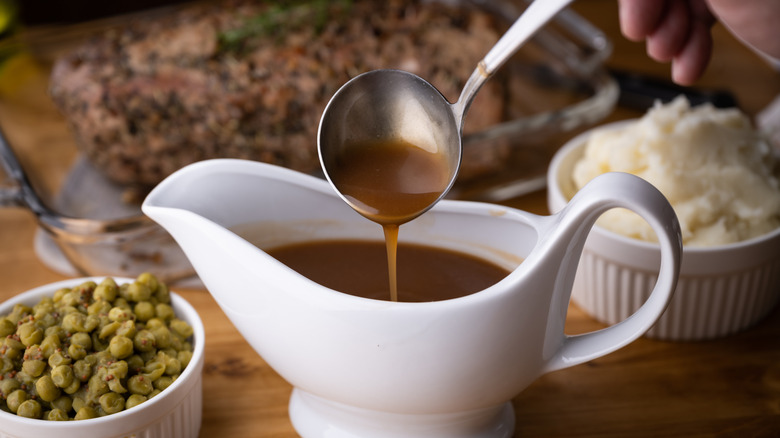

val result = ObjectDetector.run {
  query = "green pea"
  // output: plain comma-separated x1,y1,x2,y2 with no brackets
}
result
0,356,13,373
126,393,147,410
134,302,155,322
22,359,46,377
88,299,112,316
93,278,118,302
153,376,174,391
58,292,80,308
126,282,152,303
99,392,125,415
44,325,66,341
108,307,134,322
4,335,23,351
35,375,61,402
108,360,129,378
145,318,164,330
16,399,41,419
63,378,81,395
127,374,153,395
134,330,157,352
87,374,109,401
10,303,32,322
164,357,181,376
155,303,174,321
71,331,92,349
127,354,144,373
142,360,165,381
3,345,21,360
136,273,159,293
115,319,137,339
52,288,68,303
52,364,75,388
83,314,100,332
154,282,171,304
74,281,97,294
48,350,71,368
0,378,20,398
0,317,15,337
91,331,109,352
74,406,97,420
36,312,58,330
46,408,69,421
73,359,92,382
178,350,194,369
68,343,87,361
17,323,43,347
62,313,89,333
99,321,121,339
109,335,134,359
6,389,27,413
151,326,172,349
71,396,85,413
39,334,61,358
169,319,193,339
51,395,73,413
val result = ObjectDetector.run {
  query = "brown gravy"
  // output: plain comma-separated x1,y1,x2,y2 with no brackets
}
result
266,240,510,302
328,139,451,225
328,139,453,301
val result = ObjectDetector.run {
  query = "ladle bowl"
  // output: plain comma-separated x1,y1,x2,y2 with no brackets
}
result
318,0,575,221
318,69,461,223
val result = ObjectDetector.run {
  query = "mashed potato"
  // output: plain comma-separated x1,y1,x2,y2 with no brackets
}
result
573,96,780,246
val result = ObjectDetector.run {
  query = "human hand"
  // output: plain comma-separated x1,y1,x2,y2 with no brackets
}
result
618,0,715,85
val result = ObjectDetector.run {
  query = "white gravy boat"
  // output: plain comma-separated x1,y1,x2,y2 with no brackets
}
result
142,159,681,438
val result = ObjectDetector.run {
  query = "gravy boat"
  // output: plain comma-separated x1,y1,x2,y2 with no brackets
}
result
142,159,681,438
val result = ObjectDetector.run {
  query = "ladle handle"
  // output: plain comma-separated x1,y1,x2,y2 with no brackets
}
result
541,172,682,373
483,0,575,74
454,0,575,120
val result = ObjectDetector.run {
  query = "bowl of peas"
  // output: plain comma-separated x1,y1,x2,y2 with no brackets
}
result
0,274,205,438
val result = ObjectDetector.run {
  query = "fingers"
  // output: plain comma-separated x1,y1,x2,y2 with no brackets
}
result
618,0,667,41
671,20,713,85
646,0,691,62
618,0,716,84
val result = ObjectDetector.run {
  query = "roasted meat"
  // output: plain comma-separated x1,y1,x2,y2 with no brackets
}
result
50,0,509,187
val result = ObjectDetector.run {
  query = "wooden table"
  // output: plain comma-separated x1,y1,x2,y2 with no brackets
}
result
2,2,780,436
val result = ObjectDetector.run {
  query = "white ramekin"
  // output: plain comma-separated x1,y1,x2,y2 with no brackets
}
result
548,121,780,341
0,277,204,438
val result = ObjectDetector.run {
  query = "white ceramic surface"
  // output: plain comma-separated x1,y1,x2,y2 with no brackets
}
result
548,121,780,341
142,159,681,438
0,277,205,438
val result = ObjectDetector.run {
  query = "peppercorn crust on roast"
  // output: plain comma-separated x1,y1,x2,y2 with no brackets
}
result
49,0,512,188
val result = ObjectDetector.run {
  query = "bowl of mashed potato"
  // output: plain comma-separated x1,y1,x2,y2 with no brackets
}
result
548,97,780,340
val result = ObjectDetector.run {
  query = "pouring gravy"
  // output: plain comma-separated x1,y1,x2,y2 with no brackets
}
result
327,138,453,301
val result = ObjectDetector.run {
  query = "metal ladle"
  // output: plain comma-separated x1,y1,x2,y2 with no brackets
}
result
318,0,575,221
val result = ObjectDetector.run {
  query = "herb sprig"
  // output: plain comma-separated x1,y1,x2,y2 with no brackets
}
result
218,0,352,54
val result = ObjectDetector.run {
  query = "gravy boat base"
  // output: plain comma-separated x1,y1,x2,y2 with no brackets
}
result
291,389,514,438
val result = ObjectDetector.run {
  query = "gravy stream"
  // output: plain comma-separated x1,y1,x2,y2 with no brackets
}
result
328,139,452,301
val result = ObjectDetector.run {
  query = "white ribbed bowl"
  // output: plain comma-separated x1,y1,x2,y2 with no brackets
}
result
0,277,204,438
548,123,780,341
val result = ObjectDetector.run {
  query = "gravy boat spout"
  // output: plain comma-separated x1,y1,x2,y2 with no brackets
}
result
142,159,681,438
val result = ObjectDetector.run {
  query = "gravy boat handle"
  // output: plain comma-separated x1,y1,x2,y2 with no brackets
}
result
540,172,682,372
